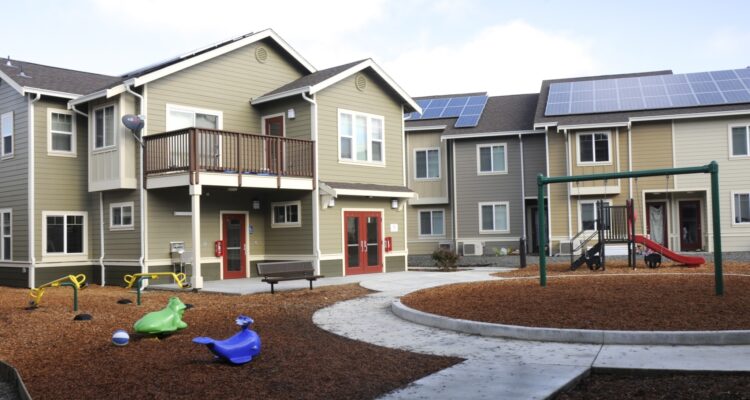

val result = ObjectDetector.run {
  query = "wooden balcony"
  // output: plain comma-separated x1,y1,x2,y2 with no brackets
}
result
144,128,315,190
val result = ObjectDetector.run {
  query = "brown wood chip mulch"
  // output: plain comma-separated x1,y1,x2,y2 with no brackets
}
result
402,260,750,330
0,284,460,400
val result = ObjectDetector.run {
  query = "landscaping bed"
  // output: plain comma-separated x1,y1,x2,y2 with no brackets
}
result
0,284,460,400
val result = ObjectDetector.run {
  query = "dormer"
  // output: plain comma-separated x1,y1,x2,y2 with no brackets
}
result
87,92,138,191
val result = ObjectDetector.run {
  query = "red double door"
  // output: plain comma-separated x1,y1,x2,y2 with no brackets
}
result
344,211,383,275
222,214,246,279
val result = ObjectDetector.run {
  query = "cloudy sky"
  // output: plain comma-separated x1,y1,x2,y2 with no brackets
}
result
4,0,750,96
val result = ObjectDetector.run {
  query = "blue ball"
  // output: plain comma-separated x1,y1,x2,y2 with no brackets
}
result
112,329,130,346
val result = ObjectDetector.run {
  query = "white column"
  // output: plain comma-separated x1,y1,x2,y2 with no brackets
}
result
190,184,203,289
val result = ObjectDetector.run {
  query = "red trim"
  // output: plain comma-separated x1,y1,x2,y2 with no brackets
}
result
343,211,383,275
222,213,247,279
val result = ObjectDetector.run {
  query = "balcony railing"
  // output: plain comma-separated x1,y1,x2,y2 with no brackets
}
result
144,128,315,185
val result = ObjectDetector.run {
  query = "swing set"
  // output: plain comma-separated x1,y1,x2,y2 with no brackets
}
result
536,161,725,295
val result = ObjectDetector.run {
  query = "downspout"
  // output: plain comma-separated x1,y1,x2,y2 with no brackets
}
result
27,93,41,289
518,134,526,253
301,93,320,273
99,192,105,285
70,105,88,118
125,84,146,276
563,129,572,239
627,122,633,199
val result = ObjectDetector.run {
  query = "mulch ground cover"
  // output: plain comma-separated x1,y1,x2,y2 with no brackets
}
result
0,284,460,400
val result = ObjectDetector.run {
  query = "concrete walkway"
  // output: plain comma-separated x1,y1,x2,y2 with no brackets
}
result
312,270,750,399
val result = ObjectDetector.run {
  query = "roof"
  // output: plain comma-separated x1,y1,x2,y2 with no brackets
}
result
405,93,540,136
0,57,119,97
260,59,366,97
533,69,750,128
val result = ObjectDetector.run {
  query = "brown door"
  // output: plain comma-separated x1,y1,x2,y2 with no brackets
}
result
645,202,668,248
222,214,246,279
679,201,702,251
344,211,383,275
264,116,284,174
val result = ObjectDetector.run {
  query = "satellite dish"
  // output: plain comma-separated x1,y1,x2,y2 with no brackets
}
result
122,114,145,131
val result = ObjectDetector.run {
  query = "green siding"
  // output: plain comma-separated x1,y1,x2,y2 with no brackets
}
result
102,265,140,287
256,97,311,140
0,267,28,288
320,259,343,277
385,255,406,272
103,190,141,259
35,265,95,285
318,196,405,254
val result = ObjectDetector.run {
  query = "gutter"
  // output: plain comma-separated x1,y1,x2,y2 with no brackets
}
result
125,84,147,277
27,93,41,288
253,87,312,106
301,92,321,274
440,130,544,141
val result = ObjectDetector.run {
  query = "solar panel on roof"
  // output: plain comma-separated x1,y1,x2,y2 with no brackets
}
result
405,95,488,128
545,68,750,116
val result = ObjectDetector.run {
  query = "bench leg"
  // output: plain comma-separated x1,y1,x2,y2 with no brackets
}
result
270,283,275,295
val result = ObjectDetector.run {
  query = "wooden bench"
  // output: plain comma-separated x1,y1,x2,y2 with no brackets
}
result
256,261,323,294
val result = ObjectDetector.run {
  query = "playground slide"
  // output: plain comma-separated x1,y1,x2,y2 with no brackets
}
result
633,235,705,266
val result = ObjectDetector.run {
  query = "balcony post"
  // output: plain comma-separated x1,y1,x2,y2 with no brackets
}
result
190,184,203,289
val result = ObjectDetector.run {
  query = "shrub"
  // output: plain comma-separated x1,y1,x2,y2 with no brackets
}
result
432,248,460,271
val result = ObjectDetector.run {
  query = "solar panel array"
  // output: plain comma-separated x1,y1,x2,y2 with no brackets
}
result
545,69,750,116
406,95,488,128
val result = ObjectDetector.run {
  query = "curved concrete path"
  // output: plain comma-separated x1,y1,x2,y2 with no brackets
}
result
313,270,750,399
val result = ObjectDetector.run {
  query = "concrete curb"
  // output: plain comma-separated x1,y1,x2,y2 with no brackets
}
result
391,300,750,345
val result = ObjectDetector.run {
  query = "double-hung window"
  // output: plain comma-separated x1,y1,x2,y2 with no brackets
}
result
733,193,750,224
338,110,384,164
415,148,440,179
44,212,86,255
479,202,509,233
1,111,13,157
94,105,115,150
477,143,507,174
0,209,10,260
730,125,750,157
49,110,76,155
419,210,445,236
110,202,134,230
578,132,610,164
271,201,301,228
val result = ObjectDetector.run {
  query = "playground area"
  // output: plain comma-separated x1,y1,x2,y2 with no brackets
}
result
0,284,458,400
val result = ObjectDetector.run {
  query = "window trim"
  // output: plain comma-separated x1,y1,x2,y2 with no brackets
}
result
271,201,302,228
47,109,77,157
577,199,612,233
0,208,11,261
166,103,224,131
728,124,750,159
730,191,750,226
92,104,117,152
1,111,14,158
478,201,510,234
337,108,386,166
110,202,135,231
418,209,446,237
414,147,441,181
576,131,612,166
476,143,508,175
41,211,88,257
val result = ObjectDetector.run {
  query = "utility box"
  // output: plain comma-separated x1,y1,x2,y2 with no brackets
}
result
170,241,188,274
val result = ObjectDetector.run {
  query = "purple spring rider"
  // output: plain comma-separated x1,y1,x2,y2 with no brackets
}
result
193,315,261,365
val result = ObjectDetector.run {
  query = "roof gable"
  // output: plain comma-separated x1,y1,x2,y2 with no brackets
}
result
0,57,119,98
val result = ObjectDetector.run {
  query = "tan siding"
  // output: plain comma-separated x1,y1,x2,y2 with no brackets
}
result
0,82,28,261
256,97,311,140
318,197,406,255
406,131,448,199
263,192,313,255
316,71,405,186
630,121,674,234
569,128,620,187
103,190,141,259
407,205,452,255
546,131,568,239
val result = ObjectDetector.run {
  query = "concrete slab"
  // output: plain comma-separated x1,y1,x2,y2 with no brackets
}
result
595,345,750,371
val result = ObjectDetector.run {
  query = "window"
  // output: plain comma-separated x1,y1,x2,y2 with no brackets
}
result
579,200,611,231
44,212,86,255
419,210,445,236
730,125,750,157
166,105,221,131
49,110,76,155
110,202,134,230
271,201,301,228
0,210,10,260
166,104,223,168
733,193,750,224
93,105,115,149
479,202,509,233
338,109,384,164
578,132,610,164
477,143,507,174
415,148,440,179
1,111,13,157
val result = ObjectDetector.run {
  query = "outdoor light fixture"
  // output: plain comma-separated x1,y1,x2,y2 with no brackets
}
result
391,199,399,209
287,108,296,119
252,199,261,210
328,197,336,207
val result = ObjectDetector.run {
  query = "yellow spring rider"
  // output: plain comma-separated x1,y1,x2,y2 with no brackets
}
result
29,274,87,311
123,272,188,305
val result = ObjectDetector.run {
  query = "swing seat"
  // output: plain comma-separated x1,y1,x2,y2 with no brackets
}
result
644,253,662,268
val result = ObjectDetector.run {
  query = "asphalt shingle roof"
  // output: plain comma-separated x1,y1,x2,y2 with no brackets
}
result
260,59,366,97
0,57,119,95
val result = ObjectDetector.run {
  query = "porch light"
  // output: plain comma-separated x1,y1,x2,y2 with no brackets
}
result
328,197,335,207
391,199,399,209
252,199,261,210
287,108,296,119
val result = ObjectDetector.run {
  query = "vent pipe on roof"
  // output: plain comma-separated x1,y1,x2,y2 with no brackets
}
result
18,71,31,78
5,57,14,68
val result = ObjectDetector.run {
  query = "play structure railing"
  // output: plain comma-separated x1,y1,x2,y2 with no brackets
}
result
600,204,630,243
29,274,86,311
124,272,188,306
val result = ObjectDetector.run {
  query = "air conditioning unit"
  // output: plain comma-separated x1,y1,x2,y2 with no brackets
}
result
559,239,580,256
438,241,454,251
459,240,483,256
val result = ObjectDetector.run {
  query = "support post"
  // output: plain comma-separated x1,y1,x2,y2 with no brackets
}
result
537,175,546,287
710,161,723,296
190,184,203,289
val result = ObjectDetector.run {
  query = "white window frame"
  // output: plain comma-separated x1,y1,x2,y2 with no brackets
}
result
418,209,445,237
110,202,134,231
730,191,750,226
92,104,117,152
1,111,13,158
576,131,612,165
166,104,224,131
48,109,77,157
337,108,385,166
271,201,302,228
0,209,11,261
728,124,750,159
478,201,510,234
476,143,508,175
41,211,88,257
414,147,441,180
577,199,612,233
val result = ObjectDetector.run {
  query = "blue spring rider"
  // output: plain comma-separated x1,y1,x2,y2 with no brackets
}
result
193,315,261,365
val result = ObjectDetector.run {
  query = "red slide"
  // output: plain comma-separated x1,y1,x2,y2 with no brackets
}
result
633,235,705,266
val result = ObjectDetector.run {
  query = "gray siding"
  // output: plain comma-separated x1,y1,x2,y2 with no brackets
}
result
522,134,547,197
0,83,28,262
35,265,95,285
385,255,406,272
0,267,28,287
103,190,141,259
320,259,343,277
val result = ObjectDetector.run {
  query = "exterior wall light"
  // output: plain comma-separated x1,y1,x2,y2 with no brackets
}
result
391,199,399,209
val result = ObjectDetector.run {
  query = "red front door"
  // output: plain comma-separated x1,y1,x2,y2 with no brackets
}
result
344,211,383,275
222,213,246,279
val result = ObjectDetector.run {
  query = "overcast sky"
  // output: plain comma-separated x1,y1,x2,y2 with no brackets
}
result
4,0,750,96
